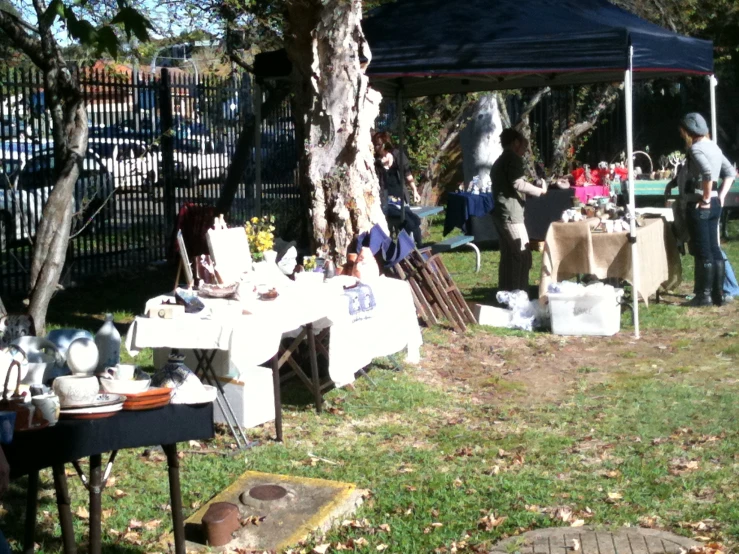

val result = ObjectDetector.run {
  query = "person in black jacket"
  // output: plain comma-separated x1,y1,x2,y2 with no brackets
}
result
373,133,423,246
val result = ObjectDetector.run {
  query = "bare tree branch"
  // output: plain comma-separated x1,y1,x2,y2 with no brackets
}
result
0,10,47,68
229,50,254,73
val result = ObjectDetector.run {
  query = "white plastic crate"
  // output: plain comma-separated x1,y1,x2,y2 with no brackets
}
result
213,366,276,429
549,286,623,336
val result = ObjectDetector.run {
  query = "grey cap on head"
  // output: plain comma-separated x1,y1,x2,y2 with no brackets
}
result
681,112,709,136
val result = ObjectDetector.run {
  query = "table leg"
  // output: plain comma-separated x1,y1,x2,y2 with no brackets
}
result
52,465,77,554
193,349,248,449
23,471,38,554
162,444,186,554
305,323,323,413
89,454,102,554
272,354,283,442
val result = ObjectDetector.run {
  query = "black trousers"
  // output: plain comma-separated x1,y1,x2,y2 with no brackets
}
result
385,205,423,247
493,218,532,292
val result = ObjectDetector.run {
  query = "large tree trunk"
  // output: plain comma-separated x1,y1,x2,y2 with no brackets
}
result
284,0,384,264
27,59,88,334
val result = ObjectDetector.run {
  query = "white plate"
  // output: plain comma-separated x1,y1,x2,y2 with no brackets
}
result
60,402,124,415
60,393,126,410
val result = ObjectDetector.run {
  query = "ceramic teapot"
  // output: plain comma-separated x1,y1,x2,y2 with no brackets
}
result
12,336,62,385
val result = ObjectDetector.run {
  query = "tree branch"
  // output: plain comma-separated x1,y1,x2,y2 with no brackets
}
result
229,50,254,74
0,10,47,69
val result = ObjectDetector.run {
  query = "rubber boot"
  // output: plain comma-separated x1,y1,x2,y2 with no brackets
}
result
683,261,714,307
712,259,727,306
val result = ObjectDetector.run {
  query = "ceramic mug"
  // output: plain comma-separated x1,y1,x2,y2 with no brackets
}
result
32,394,60,425
53,375,100,408
106,364,136,381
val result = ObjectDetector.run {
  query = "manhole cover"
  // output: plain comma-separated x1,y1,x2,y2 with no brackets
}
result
248,485,288,501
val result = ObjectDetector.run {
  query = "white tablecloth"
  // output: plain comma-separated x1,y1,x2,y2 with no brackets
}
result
125,276,422,387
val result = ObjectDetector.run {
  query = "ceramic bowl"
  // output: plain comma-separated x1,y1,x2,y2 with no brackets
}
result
100,377,151,395
53,375,100,408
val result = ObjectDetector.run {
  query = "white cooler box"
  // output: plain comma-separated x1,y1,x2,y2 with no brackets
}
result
213,367,276,429
549,286,623,336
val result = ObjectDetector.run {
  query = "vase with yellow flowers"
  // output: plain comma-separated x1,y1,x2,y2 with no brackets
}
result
244,215,276,262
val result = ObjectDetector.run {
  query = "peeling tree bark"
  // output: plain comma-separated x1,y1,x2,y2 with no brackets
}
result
0,6,89,333
284,0,384,263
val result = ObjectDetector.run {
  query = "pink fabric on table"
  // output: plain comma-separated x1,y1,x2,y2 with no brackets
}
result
572,185,610,204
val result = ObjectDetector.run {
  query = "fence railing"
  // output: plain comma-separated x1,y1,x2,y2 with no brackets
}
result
0,67,300,295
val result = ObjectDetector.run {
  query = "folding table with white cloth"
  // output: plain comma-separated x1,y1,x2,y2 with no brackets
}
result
125,276,422,444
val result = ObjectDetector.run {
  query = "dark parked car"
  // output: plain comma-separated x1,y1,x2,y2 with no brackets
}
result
0,151,116,248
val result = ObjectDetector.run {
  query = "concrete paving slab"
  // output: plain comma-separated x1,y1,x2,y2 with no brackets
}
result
185,470,365,552
489,527,700,554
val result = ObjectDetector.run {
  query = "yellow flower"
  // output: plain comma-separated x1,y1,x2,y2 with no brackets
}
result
251,217,259,224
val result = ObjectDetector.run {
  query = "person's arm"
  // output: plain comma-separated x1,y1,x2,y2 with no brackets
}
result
513,177,547,197
718,154,736,206
397,150,420,203
405,173,421,203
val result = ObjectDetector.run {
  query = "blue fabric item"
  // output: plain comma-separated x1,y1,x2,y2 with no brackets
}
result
443,192,494,236
0,530,10,554
255,0,713,97
384,230,416,267
686,199,722,262
723,250,739,297
356,225,392,256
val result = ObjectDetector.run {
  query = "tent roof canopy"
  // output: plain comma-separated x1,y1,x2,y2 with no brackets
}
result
254,0,713,97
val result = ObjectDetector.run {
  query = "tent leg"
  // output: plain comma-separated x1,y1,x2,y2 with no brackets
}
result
709,74,718,140
625,47,640,339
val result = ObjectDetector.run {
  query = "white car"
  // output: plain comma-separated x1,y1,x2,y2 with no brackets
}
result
172,137,229,186
88,138,159,190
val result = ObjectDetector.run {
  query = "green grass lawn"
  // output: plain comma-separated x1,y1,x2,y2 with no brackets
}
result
1,219,738,553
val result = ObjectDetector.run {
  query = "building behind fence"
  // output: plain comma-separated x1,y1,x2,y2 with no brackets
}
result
0,66,300,295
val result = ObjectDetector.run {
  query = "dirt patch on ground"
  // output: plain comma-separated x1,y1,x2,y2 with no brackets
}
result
413,303,739,407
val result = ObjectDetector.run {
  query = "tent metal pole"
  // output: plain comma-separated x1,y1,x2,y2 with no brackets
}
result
625,46,640,339
396,86,405,177
709,74,718,140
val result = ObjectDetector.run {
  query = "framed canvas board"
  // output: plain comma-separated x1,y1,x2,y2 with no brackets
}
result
207,227,252,283
176,230,195,288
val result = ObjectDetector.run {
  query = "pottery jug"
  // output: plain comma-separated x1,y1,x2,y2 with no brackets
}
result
95,314,121,372
352,247,380,281
66,338,99,376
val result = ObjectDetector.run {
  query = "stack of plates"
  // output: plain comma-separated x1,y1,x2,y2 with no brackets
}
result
60,394,125,420
122,387,173,411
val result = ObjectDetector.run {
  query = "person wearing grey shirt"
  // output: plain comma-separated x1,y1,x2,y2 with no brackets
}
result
678,112,736,306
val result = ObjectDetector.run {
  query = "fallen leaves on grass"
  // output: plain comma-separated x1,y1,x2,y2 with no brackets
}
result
683,544,727,554
477,511,507,531
670,458,700,475
113,489,128,499
76,506,89,519
312,544,330,554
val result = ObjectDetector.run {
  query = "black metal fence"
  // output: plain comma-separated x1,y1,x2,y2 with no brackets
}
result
0,67,300,295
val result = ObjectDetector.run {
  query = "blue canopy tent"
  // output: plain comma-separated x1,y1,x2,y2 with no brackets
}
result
254,0,716,337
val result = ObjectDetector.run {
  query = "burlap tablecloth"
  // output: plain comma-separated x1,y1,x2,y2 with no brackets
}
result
540,218,682,304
